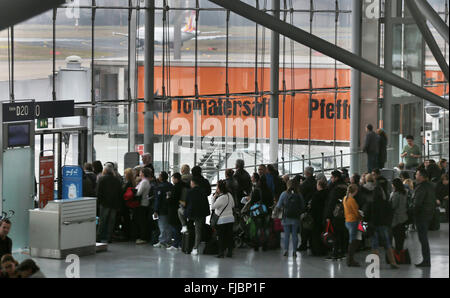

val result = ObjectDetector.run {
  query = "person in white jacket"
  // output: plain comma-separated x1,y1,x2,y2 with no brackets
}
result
211,180,235,258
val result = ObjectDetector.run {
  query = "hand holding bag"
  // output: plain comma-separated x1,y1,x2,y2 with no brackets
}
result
321,221,335,248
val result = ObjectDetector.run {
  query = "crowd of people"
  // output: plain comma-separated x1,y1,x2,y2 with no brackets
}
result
1,149,448,277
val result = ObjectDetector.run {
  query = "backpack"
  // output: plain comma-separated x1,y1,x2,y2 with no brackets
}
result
333,199,345,219
284,192,304,219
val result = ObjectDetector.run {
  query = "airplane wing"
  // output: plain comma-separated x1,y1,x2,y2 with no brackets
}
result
112,32,128,38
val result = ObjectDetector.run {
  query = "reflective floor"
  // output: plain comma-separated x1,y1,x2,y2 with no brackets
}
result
13,223,449,278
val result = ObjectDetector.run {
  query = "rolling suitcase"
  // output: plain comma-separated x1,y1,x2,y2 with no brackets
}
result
181,228,195,254
203,231,219,255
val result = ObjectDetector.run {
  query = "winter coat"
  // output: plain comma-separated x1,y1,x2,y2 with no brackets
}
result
154,181,173,216
413,180,436,223
390,191,408,227
168,180,188,226
234,169,252,199
185,186,211,219
96,173,123,210
211,193,235,225
363,131,379,155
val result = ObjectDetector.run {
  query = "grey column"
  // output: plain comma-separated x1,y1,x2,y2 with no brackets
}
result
144,0,155,157
129,0,137,153
173,0,182,60
350,0,361,175
269,0,280,165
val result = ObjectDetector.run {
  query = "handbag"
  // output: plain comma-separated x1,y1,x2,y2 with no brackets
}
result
301,212,314,231
210,194,230,229
321,221,335,248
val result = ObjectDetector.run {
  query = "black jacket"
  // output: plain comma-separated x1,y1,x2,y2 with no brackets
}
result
413,180,436,223
185,186,211,219
234,169,252,199
96,174,123,210
364,194,393,227
193,175,212,198
168,181,188,226
154,181,173,216
427,164,442,183
225,177,239,204
363,131,379,155
378,134,387,165
311,189,328,229
436,181,449,203
0,236,12,260
300,175,317,203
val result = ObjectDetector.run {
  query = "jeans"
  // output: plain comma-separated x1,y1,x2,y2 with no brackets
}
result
416,221,431,264
371,226,392,249
98,206,117,243
178,207,187,226
169,224,181,248
345,221,359,243
283,222,299,252
217,223,234,255
367,153,378,173
157,215,171,245
192,217,205,249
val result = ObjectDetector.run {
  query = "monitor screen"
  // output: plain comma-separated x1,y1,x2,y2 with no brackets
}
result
8,123,30,147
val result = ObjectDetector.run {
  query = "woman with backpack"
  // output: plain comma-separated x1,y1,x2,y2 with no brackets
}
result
363,181,399,269
343,184,362,267
248,174,272,251
390,178,408,253
211,180,235,258
275,179,305,258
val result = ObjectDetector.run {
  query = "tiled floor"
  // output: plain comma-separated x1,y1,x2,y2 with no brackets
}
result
13,223,449,278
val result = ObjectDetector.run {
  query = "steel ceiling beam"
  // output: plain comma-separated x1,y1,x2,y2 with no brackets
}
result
414,0,449,44
406,0,449,82
209,0,449,110
0,0,65,31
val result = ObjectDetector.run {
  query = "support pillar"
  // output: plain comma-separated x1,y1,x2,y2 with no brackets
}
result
144,0,155,157
350,0,362,175
269,0,279,166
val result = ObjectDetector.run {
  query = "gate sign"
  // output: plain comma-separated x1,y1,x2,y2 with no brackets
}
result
2,100,75,122
62,165,83,200
39,155,55,208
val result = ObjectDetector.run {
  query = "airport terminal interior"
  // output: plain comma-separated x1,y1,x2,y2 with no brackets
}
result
0,0,449,279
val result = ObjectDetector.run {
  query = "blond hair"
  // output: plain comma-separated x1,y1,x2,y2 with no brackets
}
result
181,164,190,175
346,184,359,199
365,173,375,183
404,178,414,191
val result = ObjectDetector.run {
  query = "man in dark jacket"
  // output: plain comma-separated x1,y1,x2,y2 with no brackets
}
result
96,166,123,243
413,169,436,267
372,168,390,197
153,171,173,248
142,152,155,174
167,173,189,250
225,169,239,207
184,176,211,256
363,124,379,173
323,170,348,260
298,167,317,251
191,166,211,197
0,219,12,260
234,159,252,206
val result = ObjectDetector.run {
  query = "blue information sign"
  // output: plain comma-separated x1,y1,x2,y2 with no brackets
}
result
62,165,83,200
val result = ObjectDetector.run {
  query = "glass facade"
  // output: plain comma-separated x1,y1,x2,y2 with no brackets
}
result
0,0,448,185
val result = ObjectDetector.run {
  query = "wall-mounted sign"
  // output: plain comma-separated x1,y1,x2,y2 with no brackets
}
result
2,100,75,123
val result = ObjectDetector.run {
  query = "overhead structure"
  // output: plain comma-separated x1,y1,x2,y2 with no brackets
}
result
0,0,65,31
414,0,449,43
208,0,449,110
406,0,449,82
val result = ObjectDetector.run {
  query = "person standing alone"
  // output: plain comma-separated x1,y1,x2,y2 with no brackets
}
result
363,124,379,173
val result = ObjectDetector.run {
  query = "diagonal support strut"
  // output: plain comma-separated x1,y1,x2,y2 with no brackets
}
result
208,0,449,110
406,0,449,82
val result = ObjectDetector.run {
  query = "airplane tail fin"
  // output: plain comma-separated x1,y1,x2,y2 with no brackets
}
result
182,11,196,33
